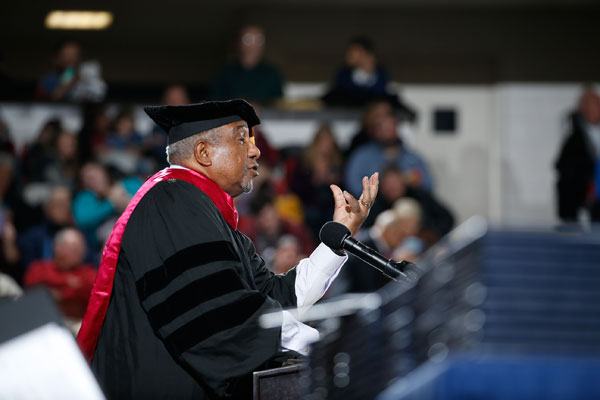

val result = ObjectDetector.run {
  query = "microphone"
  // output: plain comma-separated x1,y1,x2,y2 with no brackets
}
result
319,221,416,282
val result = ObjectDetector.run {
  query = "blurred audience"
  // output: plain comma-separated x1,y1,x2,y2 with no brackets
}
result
344,103,433,196
1,51,454,300
239,185,315,264
555,86,600,223
290,124,343,239
211,25,284,105
23,228,96,322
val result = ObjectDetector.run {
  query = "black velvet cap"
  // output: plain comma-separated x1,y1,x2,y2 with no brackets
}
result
143,99,260,145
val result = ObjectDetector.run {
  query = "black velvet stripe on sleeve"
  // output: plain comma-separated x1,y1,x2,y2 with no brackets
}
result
145,269,245,328
136,241,239,301
164,293,266,358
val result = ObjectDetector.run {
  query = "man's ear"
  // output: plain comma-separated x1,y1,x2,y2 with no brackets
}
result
194,140,212,167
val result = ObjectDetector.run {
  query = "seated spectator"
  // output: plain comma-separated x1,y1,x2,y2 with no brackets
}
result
391,198,425,263
555,85,600,223
98,109,143,174
35,39,106,102
18,186,74,269
211,25,284,105
290,124,343,239
35,39,81,101
23,228,96,324
271,235,306,275
323,36,389,107
344,107,434,196
50,129,80,189
73,162,141,262
162,84,190,106
364,165,454,245
345,100,394,157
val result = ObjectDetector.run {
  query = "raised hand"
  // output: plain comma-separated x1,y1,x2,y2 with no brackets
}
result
330,172,379,237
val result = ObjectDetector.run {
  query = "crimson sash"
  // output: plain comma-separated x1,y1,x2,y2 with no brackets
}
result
77,167,238,363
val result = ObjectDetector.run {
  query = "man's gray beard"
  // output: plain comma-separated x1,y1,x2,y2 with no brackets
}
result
241,179,253,194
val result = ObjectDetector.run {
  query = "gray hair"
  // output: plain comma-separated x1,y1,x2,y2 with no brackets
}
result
165,127,221,165
54,227,85,249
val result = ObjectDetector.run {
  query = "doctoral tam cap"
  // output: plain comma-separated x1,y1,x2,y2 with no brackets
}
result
144,99,260,145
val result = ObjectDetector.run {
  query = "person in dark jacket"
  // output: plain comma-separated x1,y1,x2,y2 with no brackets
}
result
555,86,600,222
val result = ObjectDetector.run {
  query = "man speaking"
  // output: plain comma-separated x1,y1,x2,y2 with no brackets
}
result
77,99,378,399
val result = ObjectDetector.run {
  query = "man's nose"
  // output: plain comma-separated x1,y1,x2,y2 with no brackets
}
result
249,139,261,160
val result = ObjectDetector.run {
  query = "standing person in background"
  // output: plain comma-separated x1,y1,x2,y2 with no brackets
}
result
556,86,600,223
211,25,284,105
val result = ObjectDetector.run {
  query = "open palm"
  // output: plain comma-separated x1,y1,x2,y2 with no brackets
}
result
330,172,379,237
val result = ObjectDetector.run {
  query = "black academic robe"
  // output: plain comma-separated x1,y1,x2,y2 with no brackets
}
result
91,179,297,399
555,113,598,220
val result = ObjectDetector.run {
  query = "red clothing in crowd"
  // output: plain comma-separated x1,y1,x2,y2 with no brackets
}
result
24,261,97,319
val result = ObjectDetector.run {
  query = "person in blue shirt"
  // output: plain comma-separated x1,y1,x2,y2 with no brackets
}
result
344,107,433,197
73,162,141,265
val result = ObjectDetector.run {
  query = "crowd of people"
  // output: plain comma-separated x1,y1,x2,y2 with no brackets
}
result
0,25,457,331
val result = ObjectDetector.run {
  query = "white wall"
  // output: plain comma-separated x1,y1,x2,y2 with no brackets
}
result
400,85,494,224
494,85,581,225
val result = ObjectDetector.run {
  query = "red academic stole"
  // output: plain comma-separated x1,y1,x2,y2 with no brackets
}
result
77,167,238,363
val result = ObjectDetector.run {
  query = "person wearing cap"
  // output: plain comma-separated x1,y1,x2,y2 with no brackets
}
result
77,99,378,399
